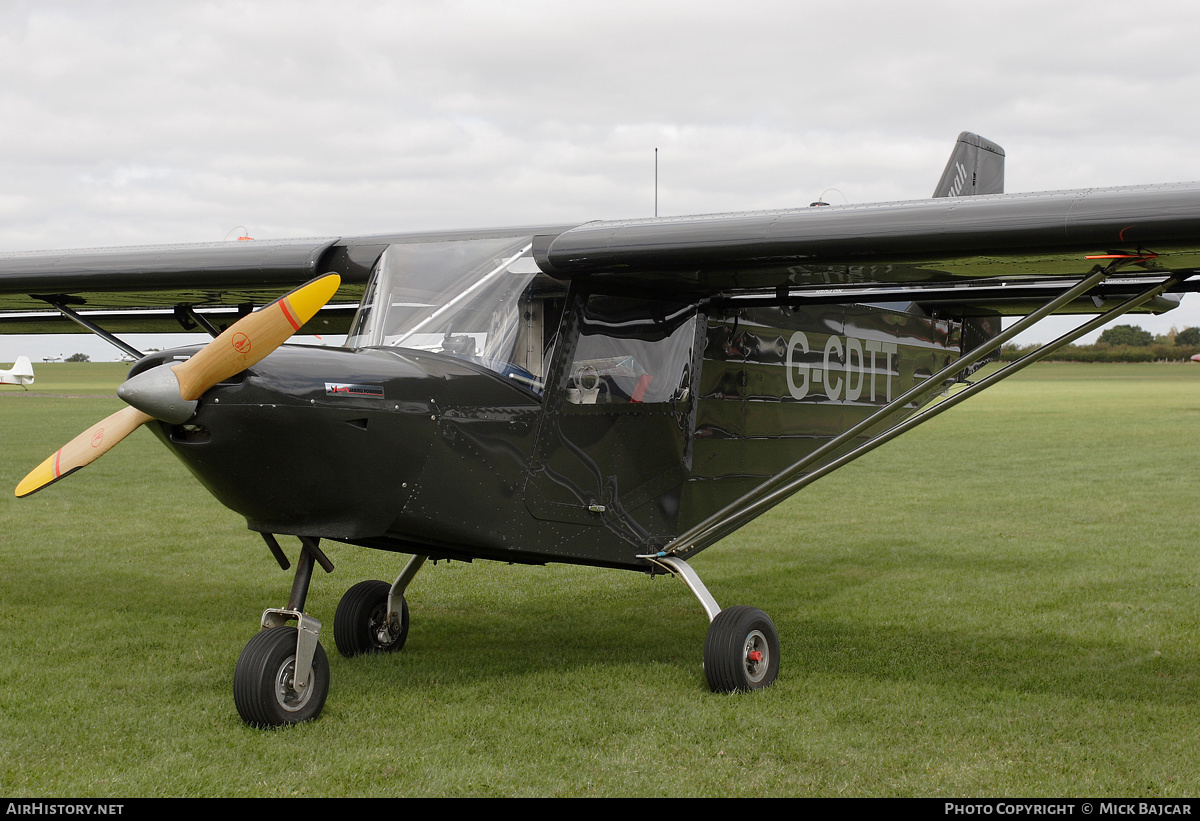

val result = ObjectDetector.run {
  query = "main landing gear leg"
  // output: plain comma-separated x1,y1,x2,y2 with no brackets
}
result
233,537,334,727
334,554,426,657
651,555,780,693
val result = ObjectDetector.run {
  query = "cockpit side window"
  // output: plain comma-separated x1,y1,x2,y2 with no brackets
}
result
565,296,697,405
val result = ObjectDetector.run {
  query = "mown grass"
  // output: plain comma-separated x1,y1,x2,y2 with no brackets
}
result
0,362,1197,796
0,361,130,395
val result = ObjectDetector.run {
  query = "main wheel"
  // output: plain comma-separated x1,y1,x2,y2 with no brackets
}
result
333,580,409,657
233,626,330,727
703,605,780,693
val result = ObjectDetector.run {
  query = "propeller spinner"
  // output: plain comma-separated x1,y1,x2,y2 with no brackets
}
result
15,273,341,497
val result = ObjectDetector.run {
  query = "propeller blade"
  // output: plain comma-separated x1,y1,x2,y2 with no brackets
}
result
16,273,340,498
172,273,341,400
15,406,152,497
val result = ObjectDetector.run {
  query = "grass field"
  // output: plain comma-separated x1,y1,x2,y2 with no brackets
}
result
0,361,1198,797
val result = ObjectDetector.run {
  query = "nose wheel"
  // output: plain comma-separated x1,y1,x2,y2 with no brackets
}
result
233,625,330,727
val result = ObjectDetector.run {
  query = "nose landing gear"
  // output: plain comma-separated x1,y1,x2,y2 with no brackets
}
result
233,536,335,727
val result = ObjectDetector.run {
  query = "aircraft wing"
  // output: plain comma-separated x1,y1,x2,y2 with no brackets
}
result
2,179,1199,338
0,237,387,335
0,225,576,336
532,182,1200,312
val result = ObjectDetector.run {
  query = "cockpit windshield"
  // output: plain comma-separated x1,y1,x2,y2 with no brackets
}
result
346,236,564,393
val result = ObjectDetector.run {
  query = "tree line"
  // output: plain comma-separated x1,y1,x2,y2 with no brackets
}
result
998,325,1200,362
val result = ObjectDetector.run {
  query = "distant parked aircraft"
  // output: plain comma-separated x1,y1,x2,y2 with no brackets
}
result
0,356,34,389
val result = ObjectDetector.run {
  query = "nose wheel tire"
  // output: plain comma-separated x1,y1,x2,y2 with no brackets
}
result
704,605,780,693
233,626,330,727
333,579,410,657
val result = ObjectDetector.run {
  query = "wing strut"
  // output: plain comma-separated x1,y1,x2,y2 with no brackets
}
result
36,297,144,360
659,266,1182,562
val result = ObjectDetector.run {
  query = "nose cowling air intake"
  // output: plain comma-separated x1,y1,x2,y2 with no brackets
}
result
14,273,341,498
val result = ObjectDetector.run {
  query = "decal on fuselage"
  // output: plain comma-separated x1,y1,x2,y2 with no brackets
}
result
785,331,898,403
325,382,385,397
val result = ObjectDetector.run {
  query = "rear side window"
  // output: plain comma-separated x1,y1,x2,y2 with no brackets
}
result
566,296,696,405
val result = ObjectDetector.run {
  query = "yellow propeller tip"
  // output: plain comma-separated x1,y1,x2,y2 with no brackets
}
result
15,453,59,498
283,274,341,330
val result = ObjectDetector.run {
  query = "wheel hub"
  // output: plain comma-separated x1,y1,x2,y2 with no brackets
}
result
743,629,770,684
274,657,315,712
369,604,401,647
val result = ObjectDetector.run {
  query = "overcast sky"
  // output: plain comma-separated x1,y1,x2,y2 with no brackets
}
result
3,0,1200,362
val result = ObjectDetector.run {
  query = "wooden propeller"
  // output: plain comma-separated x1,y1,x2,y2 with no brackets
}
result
15,273,341,497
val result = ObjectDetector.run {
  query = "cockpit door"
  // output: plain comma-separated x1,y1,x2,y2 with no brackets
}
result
525,291,702,538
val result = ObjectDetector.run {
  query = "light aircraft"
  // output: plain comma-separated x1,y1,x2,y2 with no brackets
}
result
0,356,34,389
2,132,1199,727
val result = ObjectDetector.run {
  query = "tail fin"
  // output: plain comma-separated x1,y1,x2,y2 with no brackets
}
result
10,356,33,378
932,132,1005,198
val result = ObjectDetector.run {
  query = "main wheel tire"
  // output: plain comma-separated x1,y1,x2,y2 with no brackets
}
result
704,605,780,693
233,626,329,727
333,579,409,658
